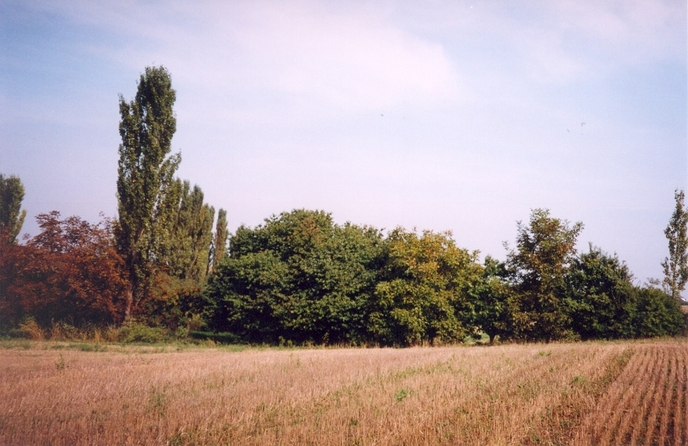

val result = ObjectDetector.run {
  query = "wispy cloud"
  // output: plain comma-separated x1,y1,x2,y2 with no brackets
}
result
498,0,684,83
30,0,459,118
231,3,458,110
2,0,685,281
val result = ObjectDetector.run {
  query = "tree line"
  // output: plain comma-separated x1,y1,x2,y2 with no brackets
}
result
201,207,685,345
0,66,686,344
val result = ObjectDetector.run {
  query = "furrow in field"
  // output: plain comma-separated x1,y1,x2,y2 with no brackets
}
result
623,347,661,445
456,345,625,445
619,346,659,445
640,344,671,444
243,344,609,445
601,353,648,443
657,346,678,444
517,346,630,446
680,343,688,446
578,345,652,445
670,344,683,445
439,348,601,445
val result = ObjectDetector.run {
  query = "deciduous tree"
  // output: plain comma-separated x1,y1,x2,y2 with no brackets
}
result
115,66,181,320
0,212,127,328
506,209,583,341
370,228,482,346
204,209,384,344
0,174,27,244
662,189,688,300
471,256,514,344
565,245,637,340
634,285,685,337
211,208,228,271
165,179,215,283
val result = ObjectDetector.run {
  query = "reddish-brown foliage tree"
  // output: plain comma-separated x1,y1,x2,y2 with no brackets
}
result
0,212,128,328
0,230,24,327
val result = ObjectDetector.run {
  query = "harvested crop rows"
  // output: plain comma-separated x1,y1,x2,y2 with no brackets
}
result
572,341,688,445
0,339,686,445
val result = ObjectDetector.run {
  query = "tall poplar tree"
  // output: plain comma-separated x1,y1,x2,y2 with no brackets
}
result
0,174,27,244
662,189,688,300
211,208,229,271
165,179,215,283
115,66,181,320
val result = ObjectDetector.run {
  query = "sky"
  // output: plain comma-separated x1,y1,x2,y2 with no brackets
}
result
0,0,686,283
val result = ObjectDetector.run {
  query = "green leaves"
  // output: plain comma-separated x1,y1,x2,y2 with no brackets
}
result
205,216,486,346
161,180,215,283
506,209,583,341
211,209,228,271
0,174,27,244
115,66,181,319
503,209,684,341
662,189,688,300
472,256,513,343
371,228,482,346
635,286,685,337
204,210,384,344
565,245,636,340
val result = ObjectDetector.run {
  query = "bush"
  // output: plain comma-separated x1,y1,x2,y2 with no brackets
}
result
15,318,44,340
635,287,685,338
117,322,170,343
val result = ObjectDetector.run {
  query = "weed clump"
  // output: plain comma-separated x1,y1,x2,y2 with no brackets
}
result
117,322,171,344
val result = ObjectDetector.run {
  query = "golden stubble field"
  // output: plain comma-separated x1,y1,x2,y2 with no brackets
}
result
0,339,686,445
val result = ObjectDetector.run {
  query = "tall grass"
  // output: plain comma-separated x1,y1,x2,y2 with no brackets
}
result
5,320,176,344
0,339,685,445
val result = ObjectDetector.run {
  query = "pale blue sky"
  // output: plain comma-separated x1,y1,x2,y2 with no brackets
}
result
1,0,686,282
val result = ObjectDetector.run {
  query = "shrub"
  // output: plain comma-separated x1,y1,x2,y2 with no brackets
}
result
634,287,685,337
16,318,44,340
118,322,170,343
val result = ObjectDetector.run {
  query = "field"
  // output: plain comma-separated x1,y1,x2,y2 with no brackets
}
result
0,339,687,445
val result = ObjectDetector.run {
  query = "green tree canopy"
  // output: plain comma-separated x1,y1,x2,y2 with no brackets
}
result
471,256,514,344
634,285,685,337
369,228,482,346
115,66,181,320
211,208,228,271
0,174,27,244
204,209,384,344
565,245,637,340
507,208,583,341
163,179,215,283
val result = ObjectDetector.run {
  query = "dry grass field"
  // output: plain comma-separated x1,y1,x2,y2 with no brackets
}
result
0,339,686,445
